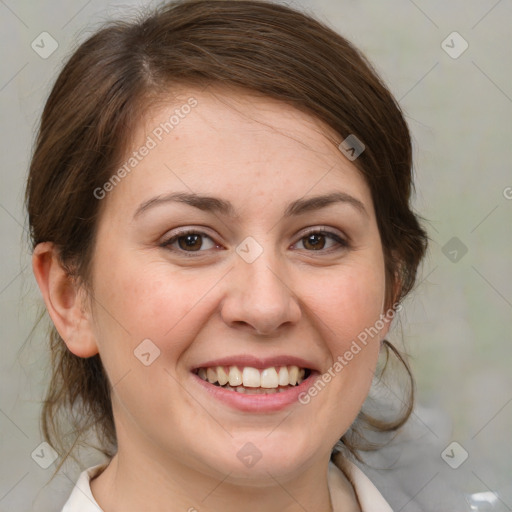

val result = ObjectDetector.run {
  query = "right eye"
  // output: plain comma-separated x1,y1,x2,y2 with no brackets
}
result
160,229,220,255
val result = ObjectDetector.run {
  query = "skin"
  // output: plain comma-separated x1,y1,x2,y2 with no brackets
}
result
33,86,394,512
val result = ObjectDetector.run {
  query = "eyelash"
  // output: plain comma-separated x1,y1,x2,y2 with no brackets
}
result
160,227,350,257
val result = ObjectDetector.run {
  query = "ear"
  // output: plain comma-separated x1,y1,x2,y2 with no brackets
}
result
382,250,403,326
379,278,401,346
32,242,99,358
381,314,392,335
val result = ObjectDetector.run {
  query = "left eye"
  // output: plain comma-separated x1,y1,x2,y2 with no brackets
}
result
293,231,348,251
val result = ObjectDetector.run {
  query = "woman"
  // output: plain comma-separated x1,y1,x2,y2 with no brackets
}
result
26,0,428,510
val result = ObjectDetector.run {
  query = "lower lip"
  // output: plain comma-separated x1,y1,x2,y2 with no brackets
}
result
191,372,320,413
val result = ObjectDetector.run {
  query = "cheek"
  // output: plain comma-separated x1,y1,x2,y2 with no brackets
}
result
303,260,386,402
91,254,221,360
305,261,386,347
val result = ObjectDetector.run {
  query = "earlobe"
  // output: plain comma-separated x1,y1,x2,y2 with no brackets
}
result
32,242,99,358
378,301,395,347
378,315,392,345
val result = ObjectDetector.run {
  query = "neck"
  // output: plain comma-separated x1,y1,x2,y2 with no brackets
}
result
90,443,358,511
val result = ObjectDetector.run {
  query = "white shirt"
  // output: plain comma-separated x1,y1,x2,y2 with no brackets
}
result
61,458,393,511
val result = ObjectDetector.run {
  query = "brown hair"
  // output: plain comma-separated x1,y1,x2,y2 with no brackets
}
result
26,0,428,471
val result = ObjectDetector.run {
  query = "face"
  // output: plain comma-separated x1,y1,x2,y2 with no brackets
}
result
85,86,390,482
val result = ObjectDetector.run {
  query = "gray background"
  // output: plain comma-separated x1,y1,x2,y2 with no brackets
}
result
1,0,511,510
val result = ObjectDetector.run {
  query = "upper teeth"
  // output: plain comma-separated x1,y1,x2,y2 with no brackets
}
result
197,365,307,388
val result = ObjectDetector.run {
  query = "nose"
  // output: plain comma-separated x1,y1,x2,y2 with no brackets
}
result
220,249,302,336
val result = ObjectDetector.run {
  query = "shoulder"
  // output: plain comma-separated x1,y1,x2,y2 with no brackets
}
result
61,464,107,512
329,454,394,512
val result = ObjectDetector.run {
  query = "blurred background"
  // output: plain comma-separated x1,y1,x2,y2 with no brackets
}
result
1,0,511,510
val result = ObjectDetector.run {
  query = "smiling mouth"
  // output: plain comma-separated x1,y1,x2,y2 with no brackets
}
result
193,365,312,394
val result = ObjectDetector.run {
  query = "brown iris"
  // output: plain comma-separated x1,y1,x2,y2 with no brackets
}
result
178,234,203,251
302,233,326,250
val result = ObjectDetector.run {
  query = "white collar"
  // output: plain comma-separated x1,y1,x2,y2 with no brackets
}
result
62,458,392,511
61,464,106,511
329,457,393,511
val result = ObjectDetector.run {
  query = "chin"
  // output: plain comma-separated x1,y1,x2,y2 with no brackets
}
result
201,435,320,482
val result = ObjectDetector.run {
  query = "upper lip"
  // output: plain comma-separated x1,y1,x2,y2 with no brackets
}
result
191,355,319,372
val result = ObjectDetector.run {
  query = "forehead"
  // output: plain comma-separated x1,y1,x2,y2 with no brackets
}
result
104,85,374,217
140,85,339,157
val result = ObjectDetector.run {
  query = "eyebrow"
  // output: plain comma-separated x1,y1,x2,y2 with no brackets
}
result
133,191,368,220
